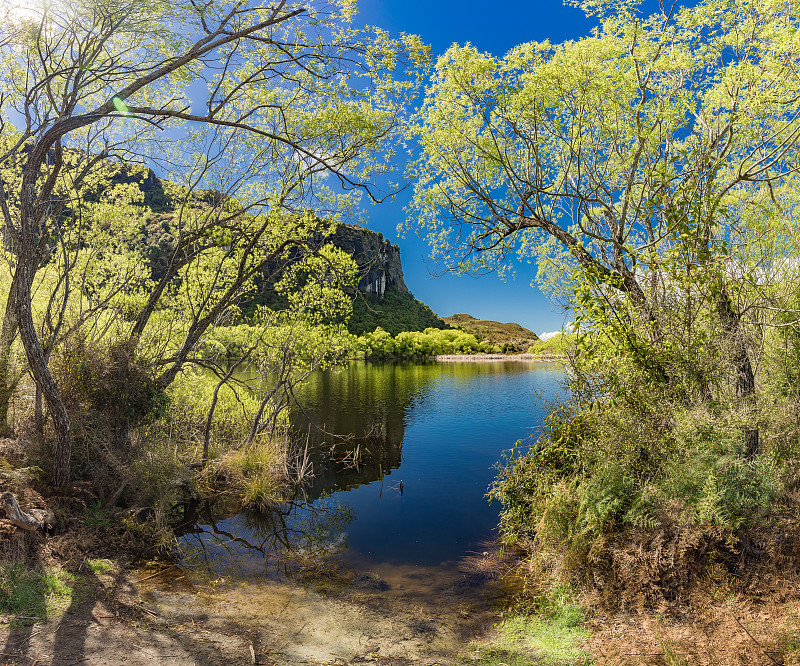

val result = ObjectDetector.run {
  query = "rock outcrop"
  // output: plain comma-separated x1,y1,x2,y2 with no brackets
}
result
328,225,407,298
329,225,447,336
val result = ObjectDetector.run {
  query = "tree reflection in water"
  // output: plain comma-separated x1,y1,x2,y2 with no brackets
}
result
174,496,356,584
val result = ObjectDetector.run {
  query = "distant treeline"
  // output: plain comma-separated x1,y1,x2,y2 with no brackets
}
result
357,327,491,358
202,321,575,361
357,328,575,359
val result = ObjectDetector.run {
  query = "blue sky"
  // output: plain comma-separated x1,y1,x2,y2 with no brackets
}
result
349,1,594,335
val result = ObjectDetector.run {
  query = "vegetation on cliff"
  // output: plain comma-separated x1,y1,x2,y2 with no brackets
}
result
348,290,447,337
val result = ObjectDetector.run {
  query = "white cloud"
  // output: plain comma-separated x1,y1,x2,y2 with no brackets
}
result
539,331,561,341
539,324,572,340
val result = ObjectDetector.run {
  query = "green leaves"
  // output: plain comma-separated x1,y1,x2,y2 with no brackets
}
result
357,326,490,358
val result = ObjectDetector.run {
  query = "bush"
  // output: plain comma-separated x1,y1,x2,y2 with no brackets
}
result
52,337,165,445
358,326,490,358
528,333,576,357
130,367,266,510
490,396,795,609
216,440,285,510
48,337,166,496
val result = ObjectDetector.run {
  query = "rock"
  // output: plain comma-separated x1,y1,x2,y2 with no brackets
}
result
328,225,408,297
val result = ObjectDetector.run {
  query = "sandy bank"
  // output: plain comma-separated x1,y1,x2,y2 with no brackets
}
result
433,353,566,362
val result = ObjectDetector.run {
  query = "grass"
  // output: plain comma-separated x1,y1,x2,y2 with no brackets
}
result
465,599,592,666
82,500,112,529
0,563,78,625
84,558,115,575
220,440,284,510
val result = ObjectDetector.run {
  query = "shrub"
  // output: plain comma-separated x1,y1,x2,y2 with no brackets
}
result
358,326,488,358
217,440,285,510
528,333,576,357
490,396,794,608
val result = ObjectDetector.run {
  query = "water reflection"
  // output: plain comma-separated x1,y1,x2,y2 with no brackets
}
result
181,360,565,574
292,360,550,502
176,497,356,583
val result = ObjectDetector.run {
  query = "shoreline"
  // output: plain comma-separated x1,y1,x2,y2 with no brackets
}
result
432,353,566,362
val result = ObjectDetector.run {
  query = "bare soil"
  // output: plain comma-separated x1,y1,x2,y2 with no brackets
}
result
0,558,502,666
3,564,800,666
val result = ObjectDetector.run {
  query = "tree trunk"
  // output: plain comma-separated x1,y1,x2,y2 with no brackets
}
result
15,258,72,486
0,345,16,437
35,387,44,436
0,273,21,437
0,387,13,438
110,417,131,453
717,289,759,458
12,136,73,485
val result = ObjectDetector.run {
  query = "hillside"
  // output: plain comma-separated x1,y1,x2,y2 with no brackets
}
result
443,313,539,351
348,290,447,337
105,162,446,336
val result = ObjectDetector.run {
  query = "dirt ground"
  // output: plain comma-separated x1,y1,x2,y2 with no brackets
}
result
0,559,502,666
4,557,800,666
0,562,250,666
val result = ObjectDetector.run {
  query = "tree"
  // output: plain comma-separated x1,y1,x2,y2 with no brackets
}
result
0,0,427,485
406,0,800,455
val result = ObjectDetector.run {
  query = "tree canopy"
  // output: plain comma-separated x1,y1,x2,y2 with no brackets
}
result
0,0,428,485
408,0,800,602
405,0,800,454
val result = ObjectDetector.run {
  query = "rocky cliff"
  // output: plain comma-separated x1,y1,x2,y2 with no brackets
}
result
329,225,447,336
106,163,443,334
328,225,408,298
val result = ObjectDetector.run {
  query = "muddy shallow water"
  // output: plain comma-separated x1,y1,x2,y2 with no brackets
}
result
139,555,505,664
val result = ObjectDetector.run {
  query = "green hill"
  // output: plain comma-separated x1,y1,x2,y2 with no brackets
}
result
348,290,447,337
443,313,539,351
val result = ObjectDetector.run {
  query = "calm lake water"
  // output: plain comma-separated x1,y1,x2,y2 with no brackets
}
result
179,360,566,578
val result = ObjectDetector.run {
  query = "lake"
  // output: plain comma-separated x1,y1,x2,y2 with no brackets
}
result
178,360,566,579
